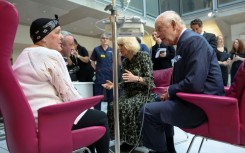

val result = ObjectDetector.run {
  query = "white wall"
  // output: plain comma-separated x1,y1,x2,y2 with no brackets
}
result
231,22,245,42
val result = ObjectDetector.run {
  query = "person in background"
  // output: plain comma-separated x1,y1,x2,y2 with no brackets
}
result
151,29,175,70
136,36,150,55
74,39,94,82
215,35,231,86
190,18,217,50
230,38,245,83
90,33,113,110
102,37,157,152
60,31,79,81
141,11,224,153
12,16,110,153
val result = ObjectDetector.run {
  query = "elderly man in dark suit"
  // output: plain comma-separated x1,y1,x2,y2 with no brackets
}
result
140,11,224,153
190,18,217,50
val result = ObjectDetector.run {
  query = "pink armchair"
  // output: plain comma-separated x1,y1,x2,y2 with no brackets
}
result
151,68,173,95
0,1,105,153
176,60,245,152
153,68,173,87
151,61,245,152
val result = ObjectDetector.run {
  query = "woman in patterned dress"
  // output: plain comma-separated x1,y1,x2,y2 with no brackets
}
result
102,37,157,151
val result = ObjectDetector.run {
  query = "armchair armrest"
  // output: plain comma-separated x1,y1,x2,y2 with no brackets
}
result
37,95,104,153
176,92,240,141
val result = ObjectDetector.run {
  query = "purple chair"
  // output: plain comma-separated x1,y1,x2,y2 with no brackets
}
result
151,68,173,99
0,1,105,153
177,60,245,152
153,68,173,87
151,60,245,152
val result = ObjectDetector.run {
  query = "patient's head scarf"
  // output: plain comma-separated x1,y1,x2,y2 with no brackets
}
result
30,15,59,43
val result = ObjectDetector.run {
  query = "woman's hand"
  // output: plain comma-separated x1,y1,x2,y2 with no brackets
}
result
102,80,113,90
222,58,231,66
122,69,137,83
232,54,240,62
159,52,167,58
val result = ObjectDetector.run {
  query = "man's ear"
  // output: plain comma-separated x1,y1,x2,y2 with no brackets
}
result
171,20,177,30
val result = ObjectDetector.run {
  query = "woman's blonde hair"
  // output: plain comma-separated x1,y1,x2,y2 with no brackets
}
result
117,37,140,55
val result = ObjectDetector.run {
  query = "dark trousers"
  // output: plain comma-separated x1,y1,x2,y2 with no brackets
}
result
93,83,113,110
140,99,207,152
72,109,110,153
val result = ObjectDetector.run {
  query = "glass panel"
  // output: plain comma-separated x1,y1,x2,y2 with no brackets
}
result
128,0,143,14
102,0,143,15
159,0,180,14
218,0,245,6
181,0,212,14
146,0,159,17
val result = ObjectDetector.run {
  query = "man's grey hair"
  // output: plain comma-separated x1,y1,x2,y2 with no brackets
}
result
156,10,186,28
61,30,73,44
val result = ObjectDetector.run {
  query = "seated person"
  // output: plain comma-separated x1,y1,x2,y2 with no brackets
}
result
12,16,110,153
102,37,157,151
140,11,224,153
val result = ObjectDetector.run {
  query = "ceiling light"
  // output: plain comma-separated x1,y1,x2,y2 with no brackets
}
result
208,12,213,17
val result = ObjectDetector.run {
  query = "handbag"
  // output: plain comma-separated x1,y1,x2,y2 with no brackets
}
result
69,66,80,81
68,55,80,81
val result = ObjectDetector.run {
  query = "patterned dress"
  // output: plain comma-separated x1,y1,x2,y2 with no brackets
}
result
108,51,157,145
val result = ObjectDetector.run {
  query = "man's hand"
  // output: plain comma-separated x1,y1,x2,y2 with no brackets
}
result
160,87,169,101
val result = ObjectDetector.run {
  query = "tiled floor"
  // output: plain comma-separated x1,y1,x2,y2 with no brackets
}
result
1,125,245,153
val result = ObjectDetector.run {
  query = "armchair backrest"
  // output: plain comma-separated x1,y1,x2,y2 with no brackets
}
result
240,91,245,145
153,68,173,87
226,60,245,145
0,1,38,153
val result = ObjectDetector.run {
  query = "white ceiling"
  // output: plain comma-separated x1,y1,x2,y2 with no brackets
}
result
8,0,116,38
7,0,245,39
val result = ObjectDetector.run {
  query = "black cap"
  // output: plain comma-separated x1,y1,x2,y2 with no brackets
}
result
30,15,59,43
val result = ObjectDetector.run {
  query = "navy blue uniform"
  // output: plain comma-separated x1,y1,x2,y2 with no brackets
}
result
90,46,113,110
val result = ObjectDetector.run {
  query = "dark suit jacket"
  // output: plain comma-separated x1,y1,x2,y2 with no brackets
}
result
203,31,217,50
168,29,224,99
